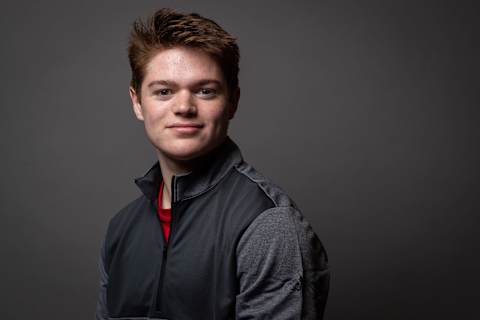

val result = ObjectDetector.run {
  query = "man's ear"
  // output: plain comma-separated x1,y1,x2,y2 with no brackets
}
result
228,87,240,120
129,86,144,121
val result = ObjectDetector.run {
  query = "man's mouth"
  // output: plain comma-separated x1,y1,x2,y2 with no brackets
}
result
168,123,204,134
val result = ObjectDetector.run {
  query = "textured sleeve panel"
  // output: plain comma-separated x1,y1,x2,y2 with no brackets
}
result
95,236,109,320
290,207,330,319
236,207,304,320
236,206,330,320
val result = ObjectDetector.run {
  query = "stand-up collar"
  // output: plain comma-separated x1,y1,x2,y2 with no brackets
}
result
134,136,243,203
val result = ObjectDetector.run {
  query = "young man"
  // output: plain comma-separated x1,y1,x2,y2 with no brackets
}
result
96,8,329,320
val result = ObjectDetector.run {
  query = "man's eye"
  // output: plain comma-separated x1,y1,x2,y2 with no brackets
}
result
155,89,172,96
197,88,216,97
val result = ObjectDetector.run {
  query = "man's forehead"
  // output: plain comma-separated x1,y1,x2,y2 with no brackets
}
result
145,47,221,75
142,47,226,88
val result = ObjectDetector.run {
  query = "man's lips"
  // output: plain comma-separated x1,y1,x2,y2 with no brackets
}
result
167,123,204,128
168,123,204,134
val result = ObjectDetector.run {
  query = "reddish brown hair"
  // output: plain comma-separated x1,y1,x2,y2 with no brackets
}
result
128,8,240,102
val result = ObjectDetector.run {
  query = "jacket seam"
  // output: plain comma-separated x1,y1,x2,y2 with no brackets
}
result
234,165,281,207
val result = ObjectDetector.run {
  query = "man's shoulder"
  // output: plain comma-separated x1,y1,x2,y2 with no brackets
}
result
233,160,298,209
233,160,327,260
231,160,321,240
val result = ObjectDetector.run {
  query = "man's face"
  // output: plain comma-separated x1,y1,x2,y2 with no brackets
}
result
130,46,238,161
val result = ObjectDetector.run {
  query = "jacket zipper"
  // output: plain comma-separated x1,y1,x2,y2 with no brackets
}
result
155,175,177,315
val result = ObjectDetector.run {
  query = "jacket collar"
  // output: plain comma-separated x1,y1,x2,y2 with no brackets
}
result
134,136,243,203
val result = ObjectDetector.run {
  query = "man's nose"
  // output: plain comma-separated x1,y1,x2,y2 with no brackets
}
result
173,90,197,116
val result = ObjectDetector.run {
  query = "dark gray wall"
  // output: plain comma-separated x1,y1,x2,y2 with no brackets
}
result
1,0,478,319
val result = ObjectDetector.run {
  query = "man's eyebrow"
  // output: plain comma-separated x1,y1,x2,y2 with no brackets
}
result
147,80,175,88
194,79,223,87
146,79,223,88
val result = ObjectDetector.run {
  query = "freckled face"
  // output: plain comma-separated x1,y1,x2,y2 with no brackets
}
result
130,46,237,161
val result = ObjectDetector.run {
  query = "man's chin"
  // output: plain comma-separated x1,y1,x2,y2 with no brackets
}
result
158,145,207,162
155,136,226,162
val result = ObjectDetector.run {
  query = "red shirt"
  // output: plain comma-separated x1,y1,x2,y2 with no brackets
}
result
157,181,171,242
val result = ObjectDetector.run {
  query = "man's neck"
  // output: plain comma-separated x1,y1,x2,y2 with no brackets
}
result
155,137,229,208
157,152,194,209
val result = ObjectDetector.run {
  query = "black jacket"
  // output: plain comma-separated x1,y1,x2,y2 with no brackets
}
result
96,137,329,319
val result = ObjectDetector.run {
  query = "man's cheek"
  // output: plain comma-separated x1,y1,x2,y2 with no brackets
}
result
145,117,161,130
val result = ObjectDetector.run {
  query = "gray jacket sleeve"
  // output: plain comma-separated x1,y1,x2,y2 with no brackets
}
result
95,237,109,320
236,206,329,320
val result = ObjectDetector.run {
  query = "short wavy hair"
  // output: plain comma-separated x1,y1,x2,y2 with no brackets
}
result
128,8,240,102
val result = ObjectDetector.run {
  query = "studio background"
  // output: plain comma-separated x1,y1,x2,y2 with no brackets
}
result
1,0,478,319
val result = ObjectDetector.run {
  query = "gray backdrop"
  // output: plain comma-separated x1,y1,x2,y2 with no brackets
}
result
1,0,478,319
